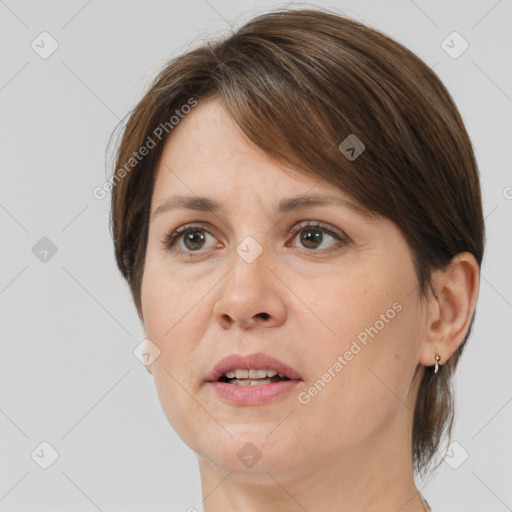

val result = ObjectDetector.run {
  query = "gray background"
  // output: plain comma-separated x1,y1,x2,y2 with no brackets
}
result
1,0,511,510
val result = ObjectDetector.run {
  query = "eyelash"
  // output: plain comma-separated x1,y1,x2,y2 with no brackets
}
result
160,221,349,257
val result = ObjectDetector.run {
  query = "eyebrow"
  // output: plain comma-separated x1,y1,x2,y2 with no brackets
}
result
151,193,376,220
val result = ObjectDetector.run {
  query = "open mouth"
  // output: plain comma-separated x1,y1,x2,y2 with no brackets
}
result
217,369,292,386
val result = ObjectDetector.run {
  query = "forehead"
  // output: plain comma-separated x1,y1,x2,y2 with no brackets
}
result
150,97,375,221
153,97,307,189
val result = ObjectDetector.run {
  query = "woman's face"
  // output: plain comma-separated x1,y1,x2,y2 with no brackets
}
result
141,97,428,481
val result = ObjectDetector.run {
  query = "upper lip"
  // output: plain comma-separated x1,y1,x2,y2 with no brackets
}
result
205,352,302,382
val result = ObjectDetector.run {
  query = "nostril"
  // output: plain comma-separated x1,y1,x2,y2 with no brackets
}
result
257,312,270,320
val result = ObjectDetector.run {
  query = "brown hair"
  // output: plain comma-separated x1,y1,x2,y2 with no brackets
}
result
109,7,485,477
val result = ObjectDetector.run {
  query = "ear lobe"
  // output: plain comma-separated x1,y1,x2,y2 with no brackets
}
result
420,252,480,367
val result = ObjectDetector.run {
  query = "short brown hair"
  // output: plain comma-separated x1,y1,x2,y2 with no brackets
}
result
109,7,485,477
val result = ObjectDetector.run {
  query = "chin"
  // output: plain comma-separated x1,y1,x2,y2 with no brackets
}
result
194,428,304,480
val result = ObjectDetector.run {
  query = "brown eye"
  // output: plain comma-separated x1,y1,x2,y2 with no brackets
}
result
299,227,324,249
288,221,348,252
162,224,218,254
181,229,207,251
161,220,348,257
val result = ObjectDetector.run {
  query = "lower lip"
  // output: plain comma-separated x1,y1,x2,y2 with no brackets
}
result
207,380,302,405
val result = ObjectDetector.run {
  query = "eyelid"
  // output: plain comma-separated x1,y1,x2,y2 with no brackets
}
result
287,220,348,241
159,221,218,250
161,219,349,254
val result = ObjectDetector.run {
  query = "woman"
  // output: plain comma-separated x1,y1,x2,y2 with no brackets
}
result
109,8,484,511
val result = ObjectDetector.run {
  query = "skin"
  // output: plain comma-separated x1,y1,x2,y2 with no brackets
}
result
140,96,480,512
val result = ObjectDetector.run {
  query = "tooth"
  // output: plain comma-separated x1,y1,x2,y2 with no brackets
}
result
249,369,267,378
225,371,236,378
278,372,285,377
266,369,278,377
249,378,271,386
235,369,249,378
229,378,273,386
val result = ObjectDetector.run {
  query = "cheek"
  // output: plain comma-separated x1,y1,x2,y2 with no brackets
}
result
141,270,205,367
141,270,211,444
141,260,204,339
140,256,225,364
291,266,403,358
295,269,420,429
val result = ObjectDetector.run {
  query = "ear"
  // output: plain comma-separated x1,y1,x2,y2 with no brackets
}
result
141,333,154,376
419,252,480,369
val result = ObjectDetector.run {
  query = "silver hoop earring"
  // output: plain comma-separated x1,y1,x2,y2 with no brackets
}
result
434,353,441,373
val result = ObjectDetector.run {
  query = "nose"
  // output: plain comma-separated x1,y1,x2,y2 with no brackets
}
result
212,244,287,331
